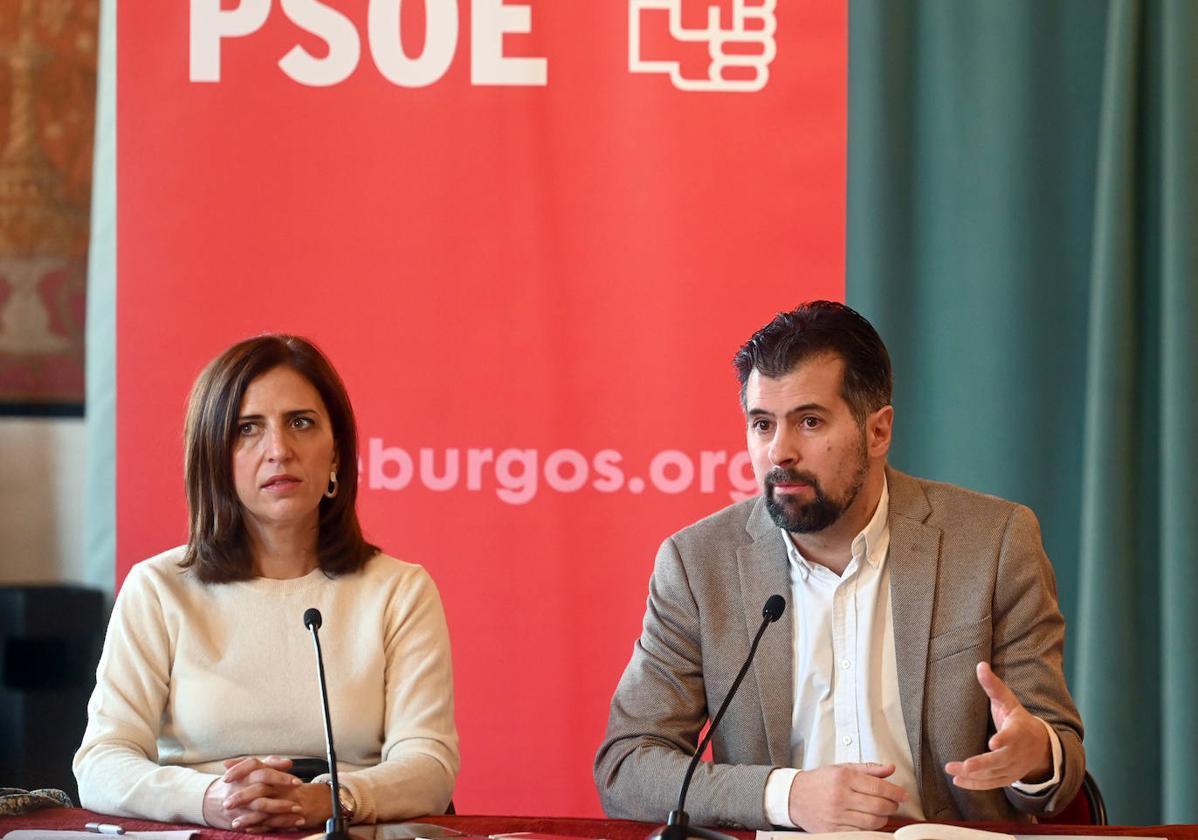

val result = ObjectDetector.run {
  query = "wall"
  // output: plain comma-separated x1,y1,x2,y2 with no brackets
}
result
0,417,91,586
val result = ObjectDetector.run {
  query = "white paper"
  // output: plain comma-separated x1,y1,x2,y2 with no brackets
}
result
4,830,197,840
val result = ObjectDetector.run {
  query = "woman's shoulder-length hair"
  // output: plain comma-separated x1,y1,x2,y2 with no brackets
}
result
180,334,378,583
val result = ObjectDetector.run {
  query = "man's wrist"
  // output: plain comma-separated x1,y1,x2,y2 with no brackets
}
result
764,767,799,827
1011,719,1063,794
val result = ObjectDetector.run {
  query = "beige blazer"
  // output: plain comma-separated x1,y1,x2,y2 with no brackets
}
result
594,467,1084,829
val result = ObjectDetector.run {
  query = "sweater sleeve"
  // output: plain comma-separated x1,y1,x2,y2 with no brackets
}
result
336,566,460,823
73,564,220,825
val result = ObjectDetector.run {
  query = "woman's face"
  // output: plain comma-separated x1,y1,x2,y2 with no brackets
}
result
232,365,337,538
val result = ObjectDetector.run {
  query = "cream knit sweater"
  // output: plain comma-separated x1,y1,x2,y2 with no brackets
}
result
74,548,459,826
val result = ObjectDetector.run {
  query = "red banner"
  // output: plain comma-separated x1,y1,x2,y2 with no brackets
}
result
117,0,845,815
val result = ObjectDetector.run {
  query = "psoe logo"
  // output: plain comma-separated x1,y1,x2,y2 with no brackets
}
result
629,0,777,93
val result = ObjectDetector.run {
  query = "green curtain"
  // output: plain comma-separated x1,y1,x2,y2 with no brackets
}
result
1075,0,1198,824
848,0,1198,825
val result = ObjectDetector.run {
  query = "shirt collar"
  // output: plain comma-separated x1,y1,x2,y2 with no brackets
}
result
780,475,891,578
854,475,890,569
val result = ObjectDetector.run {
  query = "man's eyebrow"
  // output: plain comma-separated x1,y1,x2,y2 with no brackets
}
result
785,403,826,415
747,403,827,418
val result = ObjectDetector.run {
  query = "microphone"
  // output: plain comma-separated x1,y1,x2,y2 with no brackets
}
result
647,594,787,840
303,608,353,840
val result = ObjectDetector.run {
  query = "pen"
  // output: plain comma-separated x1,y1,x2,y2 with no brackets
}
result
85,823,126,835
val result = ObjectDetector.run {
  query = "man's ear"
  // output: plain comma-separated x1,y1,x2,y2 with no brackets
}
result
867,405,893,459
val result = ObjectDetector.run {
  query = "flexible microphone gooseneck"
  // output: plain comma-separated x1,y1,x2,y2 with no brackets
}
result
647,594,788,840
303,607,352,840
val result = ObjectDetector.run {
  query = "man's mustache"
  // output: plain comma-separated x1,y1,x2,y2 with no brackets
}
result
764,468,823,494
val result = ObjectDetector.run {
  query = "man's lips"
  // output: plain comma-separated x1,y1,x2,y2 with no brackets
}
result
772,482,813,494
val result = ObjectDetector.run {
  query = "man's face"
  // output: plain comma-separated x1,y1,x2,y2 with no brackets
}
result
744,354,870,533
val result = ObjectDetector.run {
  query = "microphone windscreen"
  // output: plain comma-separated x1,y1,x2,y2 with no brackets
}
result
762,595,786,623
303,607,323,630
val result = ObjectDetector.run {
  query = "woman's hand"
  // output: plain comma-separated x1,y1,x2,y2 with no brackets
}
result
203,756,333,832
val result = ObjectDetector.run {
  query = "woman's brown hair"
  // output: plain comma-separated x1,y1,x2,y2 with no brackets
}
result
180,335,378,582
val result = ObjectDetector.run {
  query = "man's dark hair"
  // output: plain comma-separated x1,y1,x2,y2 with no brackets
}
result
733,301,893,422
180,334,378,583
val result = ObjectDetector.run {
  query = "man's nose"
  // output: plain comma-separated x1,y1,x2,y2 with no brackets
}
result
768,427,798,467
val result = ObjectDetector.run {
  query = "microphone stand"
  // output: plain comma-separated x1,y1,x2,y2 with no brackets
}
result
647,596,786,840
302,608,367,840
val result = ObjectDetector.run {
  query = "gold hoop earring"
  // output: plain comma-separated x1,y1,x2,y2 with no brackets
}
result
325,470,339,499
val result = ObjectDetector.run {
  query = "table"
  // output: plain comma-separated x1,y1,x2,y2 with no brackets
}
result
2,810,1196,840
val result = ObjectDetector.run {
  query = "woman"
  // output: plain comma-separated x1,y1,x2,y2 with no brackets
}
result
74,335,459,831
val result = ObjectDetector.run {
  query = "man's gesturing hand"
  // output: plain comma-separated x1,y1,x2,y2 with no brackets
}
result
944,662,1052,790
787,762,907,832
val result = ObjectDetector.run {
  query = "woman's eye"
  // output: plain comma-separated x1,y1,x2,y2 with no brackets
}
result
291,416,314,429
238,422,256,436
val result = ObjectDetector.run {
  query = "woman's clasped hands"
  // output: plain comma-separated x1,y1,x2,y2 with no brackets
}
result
202,756,333,833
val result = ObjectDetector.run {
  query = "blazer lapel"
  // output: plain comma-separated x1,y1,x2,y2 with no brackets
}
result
885,468,942,798
737,498,794,767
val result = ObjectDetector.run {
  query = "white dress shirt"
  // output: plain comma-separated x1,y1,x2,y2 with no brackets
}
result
762,478,1061,826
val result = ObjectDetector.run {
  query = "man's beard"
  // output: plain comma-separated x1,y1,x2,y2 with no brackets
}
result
763,441,869,534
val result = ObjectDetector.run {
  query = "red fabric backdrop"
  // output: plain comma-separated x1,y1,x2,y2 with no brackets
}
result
116,0,845,817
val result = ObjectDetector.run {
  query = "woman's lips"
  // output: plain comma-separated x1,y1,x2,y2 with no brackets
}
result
261,474,301,490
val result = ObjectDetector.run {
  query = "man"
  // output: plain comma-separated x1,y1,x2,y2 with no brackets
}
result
594,302,1084,831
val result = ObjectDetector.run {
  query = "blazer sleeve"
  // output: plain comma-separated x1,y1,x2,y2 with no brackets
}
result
594,536,775,830
993,505,1086,816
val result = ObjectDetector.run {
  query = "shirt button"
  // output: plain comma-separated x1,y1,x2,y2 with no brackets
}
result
842,735,853,746
841,659,851,670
